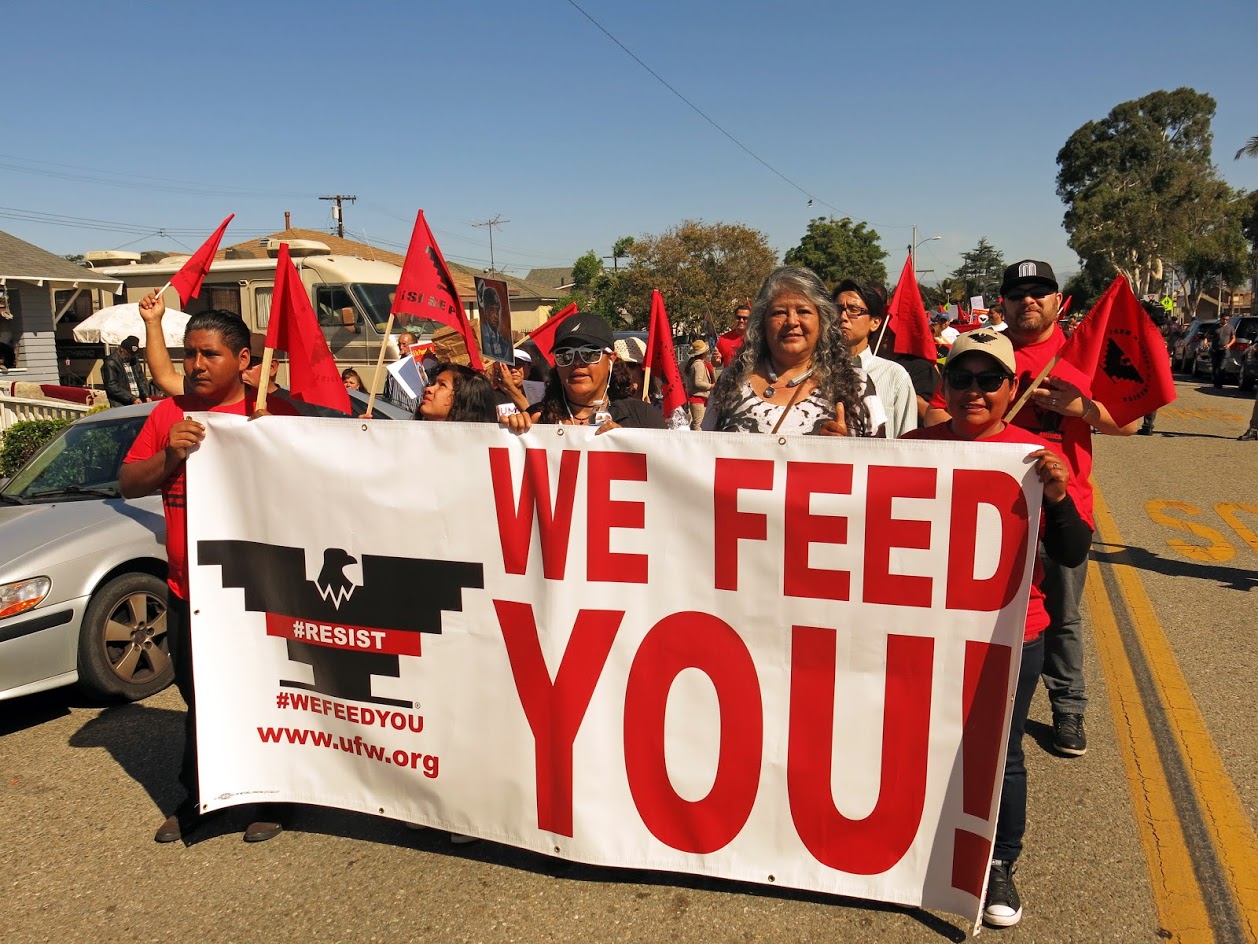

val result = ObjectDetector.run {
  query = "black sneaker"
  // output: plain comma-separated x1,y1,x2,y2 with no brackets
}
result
983,859,1022,928
1053,713,1087,756
1239,428,1258,442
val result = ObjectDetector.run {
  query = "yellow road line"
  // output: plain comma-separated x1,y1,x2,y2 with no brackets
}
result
1091,484,1258,942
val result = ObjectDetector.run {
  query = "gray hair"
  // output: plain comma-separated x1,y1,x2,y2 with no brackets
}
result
709,266,869,434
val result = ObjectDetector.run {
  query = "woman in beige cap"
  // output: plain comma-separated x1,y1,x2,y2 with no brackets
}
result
684,338,714,430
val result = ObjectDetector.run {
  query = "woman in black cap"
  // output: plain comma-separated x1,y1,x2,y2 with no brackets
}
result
502,313,665,432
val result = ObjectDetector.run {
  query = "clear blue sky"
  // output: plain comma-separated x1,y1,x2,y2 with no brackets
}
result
4,0,1256,288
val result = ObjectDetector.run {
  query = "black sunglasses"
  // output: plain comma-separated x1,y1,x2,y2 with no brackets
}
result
1003,286,1055,302
945,368,1012,393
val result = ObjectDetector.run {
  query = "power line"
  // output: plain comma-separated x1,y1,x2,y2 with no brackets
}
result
562,0,910,228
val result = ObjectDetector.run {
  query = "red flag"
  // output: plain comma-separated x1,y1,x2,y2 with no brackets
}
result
645,290,687,425
265,243,352,415
1056,276,1175,426
886,255,936,361
169,214,233,306
525,303,578,366
392,210,482,369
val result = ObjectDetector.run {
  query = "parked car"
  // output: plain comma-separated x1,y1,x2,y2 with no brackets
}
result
1171,318,1218,374
1241,336,1258,392
0,402,171,702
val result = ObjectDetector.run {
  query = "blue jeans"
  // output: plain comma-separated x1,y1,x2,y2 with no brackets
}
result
1040,553,1088,717
995,634,1045,863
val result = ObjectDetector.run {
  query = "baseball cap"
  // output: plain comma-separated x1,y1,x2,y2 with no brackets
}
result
120,335,141,352
944,328,1017,375
511,348,532,364
1001,260,1058,294
552,313,614,351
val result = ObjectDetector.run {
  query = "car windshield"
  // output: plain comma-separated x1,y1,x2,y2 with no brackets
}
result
351,283,441,337
1,415,147,501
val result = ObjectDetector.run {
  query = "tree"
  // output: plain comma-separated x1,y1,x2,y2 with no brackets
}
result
618,220,779,334
1235,136,1258,161
1175,194,1248,317
1056,88,1234,296
950,238,1005,304
1061,256,1118,315
782,217,888,287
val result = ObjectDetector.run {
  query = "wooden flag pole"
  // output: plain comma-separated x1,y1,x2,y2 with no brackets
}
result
1004,353,1061,422
365,313,396,415
255,347,276,413
871,319,889,358
641,366,652,402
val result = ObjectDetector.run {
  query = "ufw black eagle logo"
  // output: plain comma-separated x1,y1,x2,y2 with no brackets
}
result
198,540,484,707
1102,337,1144,384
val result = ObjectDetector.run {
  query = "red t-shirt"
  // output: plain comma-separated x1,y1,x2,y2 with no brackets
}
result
928,326,1094,528
124,394,297,600
716,329,745,368
902,421,1052,642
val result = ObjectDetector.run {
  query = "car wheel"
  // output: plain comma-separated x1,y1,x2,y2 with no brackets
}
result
77,573,173,701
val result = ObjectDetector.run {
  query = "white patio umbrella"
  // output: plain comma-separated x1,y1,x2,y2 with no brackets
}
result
72,302,190,347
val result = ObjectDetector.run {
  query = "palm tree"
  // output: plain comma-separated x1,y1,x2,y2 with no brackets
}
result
1235,136,1258,160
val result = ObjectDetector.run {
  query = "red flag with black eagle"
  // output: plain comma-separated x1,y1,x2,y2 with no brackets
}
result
392,210,483,370
265,243,352,415
525,303,578,366
645,290,688,427
886,254,937,361
169,214,233,306
1056,276,1175,426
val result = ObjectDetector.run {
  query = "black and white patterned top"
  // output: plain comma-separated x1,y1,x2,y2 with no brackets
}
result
712,373,888,437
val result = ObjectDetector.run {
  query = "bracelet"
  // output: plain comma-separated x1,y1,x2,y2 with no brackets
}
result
1082,397,1098,425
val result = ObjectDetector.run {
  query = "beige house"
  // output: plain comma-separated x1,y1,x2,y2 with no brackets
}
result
223,229,560,338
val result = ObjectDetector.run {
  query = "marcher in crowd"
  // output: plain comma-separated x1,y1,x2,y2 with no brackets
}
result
120,310,299,845
1211,312,1235,389
905,328,1090,928
613,335,648,400
716,302,750,370
342,368,364,391
704,266,886,436
926,260,1138,758
102,335,153,407
832,279,917,437
383,331,420,413
1237,386,1258,441
489,350,546,418
685,339,714,430
417,363,497,423
503,313,665,433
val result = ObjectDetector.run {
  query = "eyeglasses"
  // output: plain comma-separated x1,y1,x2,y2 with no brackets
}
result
837,304,870,318
1003,286,1055,302
553,346,607,367
946,368,1012,392
734,315,749,322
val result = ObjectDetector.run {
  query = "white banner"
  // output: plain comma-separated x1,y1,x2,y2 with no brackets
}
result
187,417,1043,926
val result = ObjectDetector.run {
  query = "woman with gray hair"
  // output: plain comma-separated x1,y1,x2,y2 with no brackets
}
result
705,266,887,436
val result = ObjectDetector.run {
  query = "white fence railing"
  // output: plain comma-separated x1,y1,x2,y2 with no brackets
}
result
0,395,93,433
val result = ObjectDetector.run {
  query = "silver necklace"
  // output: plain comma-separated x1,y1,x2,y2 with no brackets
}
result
764,361,815,398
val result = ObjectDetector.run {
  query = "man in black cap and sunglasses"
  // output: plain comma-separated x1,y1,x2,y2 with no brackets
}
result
926,260,1137,761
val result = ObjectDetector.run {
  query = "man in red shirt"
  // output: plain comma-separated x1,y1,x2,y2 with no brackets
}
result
715,303,750,369
926,260,1137,759
121,310,297,844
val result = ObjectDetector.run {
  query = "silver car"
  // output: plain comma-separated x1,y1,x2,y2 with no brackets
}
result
0,402,170,702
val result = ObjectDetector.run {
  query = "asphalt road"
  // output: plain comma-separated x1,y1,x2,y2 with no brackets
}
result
1,374,1254,944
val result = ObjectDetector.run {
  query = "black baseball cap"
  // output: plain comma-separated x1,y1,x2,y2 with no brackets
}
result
552,313,614,351
1001,260,1058,294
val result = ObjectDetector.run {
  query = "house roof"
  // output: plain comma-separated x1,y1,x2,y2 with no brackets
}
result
526,267,575,290
222,229,559,304
0,230,123,291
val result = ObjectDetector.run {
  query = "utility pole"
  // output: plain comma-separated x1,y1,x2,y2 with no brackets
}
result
473,215,510,273
319,194,357,238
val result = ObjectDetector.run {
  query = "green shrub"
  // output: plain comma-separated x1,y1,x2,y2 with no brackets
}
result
1,418,73,476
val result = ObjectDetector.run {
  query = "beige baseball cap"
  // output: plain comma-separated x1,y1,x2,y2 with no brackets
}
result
944,328,1017,375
